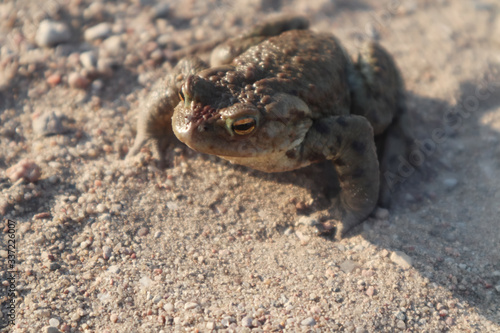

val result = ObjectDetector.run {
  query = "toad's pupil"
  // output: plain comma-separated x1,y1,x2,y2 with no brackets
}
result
235,122,253,131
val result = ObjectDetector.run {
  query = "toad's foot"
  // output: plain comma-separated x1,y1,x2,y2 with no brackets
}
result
302,115,380,239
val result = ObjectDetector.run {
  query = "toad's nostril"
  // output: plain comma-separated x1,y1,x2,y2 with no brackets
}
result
198,124,210,132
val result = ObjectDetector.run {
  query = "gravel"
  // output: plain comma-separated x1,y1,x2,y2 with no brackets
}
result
84,22,112,41
35,20,71,47
443,177,459,190
32,111,66,137
5,158,42,183
1,1,499,332
300,317,316,326
390,251,414,269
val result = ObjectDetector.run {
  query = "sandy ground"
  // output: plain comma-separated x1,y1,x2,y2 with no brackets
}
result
1,0,500,332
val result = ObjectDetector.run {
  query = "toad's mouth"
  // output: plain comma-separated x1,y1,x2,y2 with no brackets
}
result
173,100,264,157
172,112,261,158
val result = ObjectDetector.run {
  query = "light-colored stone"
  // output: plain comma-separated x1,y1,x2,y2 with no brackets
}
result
36,20,71,47
390,251,413,269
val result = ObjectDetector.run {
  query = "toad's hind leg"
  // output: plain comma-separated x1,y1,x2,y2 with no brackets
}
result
349,41,409,206
127,56,208,166
304,115,380,239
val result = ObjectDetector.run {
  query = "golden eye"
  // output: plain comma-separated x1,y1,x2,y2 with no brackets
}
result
178,88,185,102
232,117,256,135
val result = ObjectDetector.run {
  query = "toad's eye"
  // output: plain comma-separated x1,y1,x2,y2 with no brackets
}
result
232,117,257,135
178,88,185,102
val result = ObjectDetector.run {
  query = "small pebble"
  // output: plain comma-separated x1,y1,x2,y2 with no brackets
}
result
300,317,316,326
184,302,198,310
34,212,51,219
92,79,104,92
163,303,174,312
36,20,71,47
96,203,106,213
137,227,149,237
405,193,416,202
241,316,253,327
37,309,51,317
310,306,321,314
45,327,60,333
325,268,336,277
340,260,358,274
102,246,112,260
379,249,390,257
49,318,60,327
97,58,114,76
152,3,171,18
110,313,118,323
84,22,112,41
166,201,179,210
296,215,319,226
443,178,458,190
102,35,124,56
395,311,406,321
80,51,97,70
365,286,375,296
68,72,90,89
47,73,62,86
390,251,413,269
49,263,61,271
32,111,65,137
6,159,42,183
139,276,153,288
70,312,80,321
295,231,310,244
108,265,121,274
374,207,390,220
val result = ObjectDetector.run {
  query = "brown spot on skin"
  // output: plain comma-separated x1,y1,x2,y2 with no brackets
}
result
335,157,346,166
289,108,306,118
351,141,366,154
338,173,347,183
286,150,296,159
351,167,364,178
313,121,330,134
336,117,348,127
307,152,325,162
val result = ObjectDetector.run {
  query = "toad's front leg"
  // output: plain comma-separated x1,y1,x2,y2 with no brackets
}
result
127,56,208,166
303,115,379,239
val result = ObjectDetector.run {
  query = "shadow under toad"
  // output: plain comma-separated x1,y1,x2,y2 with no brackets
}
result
172,68,500,325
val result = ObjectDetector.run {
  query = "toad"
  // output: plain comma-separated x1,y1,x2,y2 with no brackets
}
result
127,16,408,239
